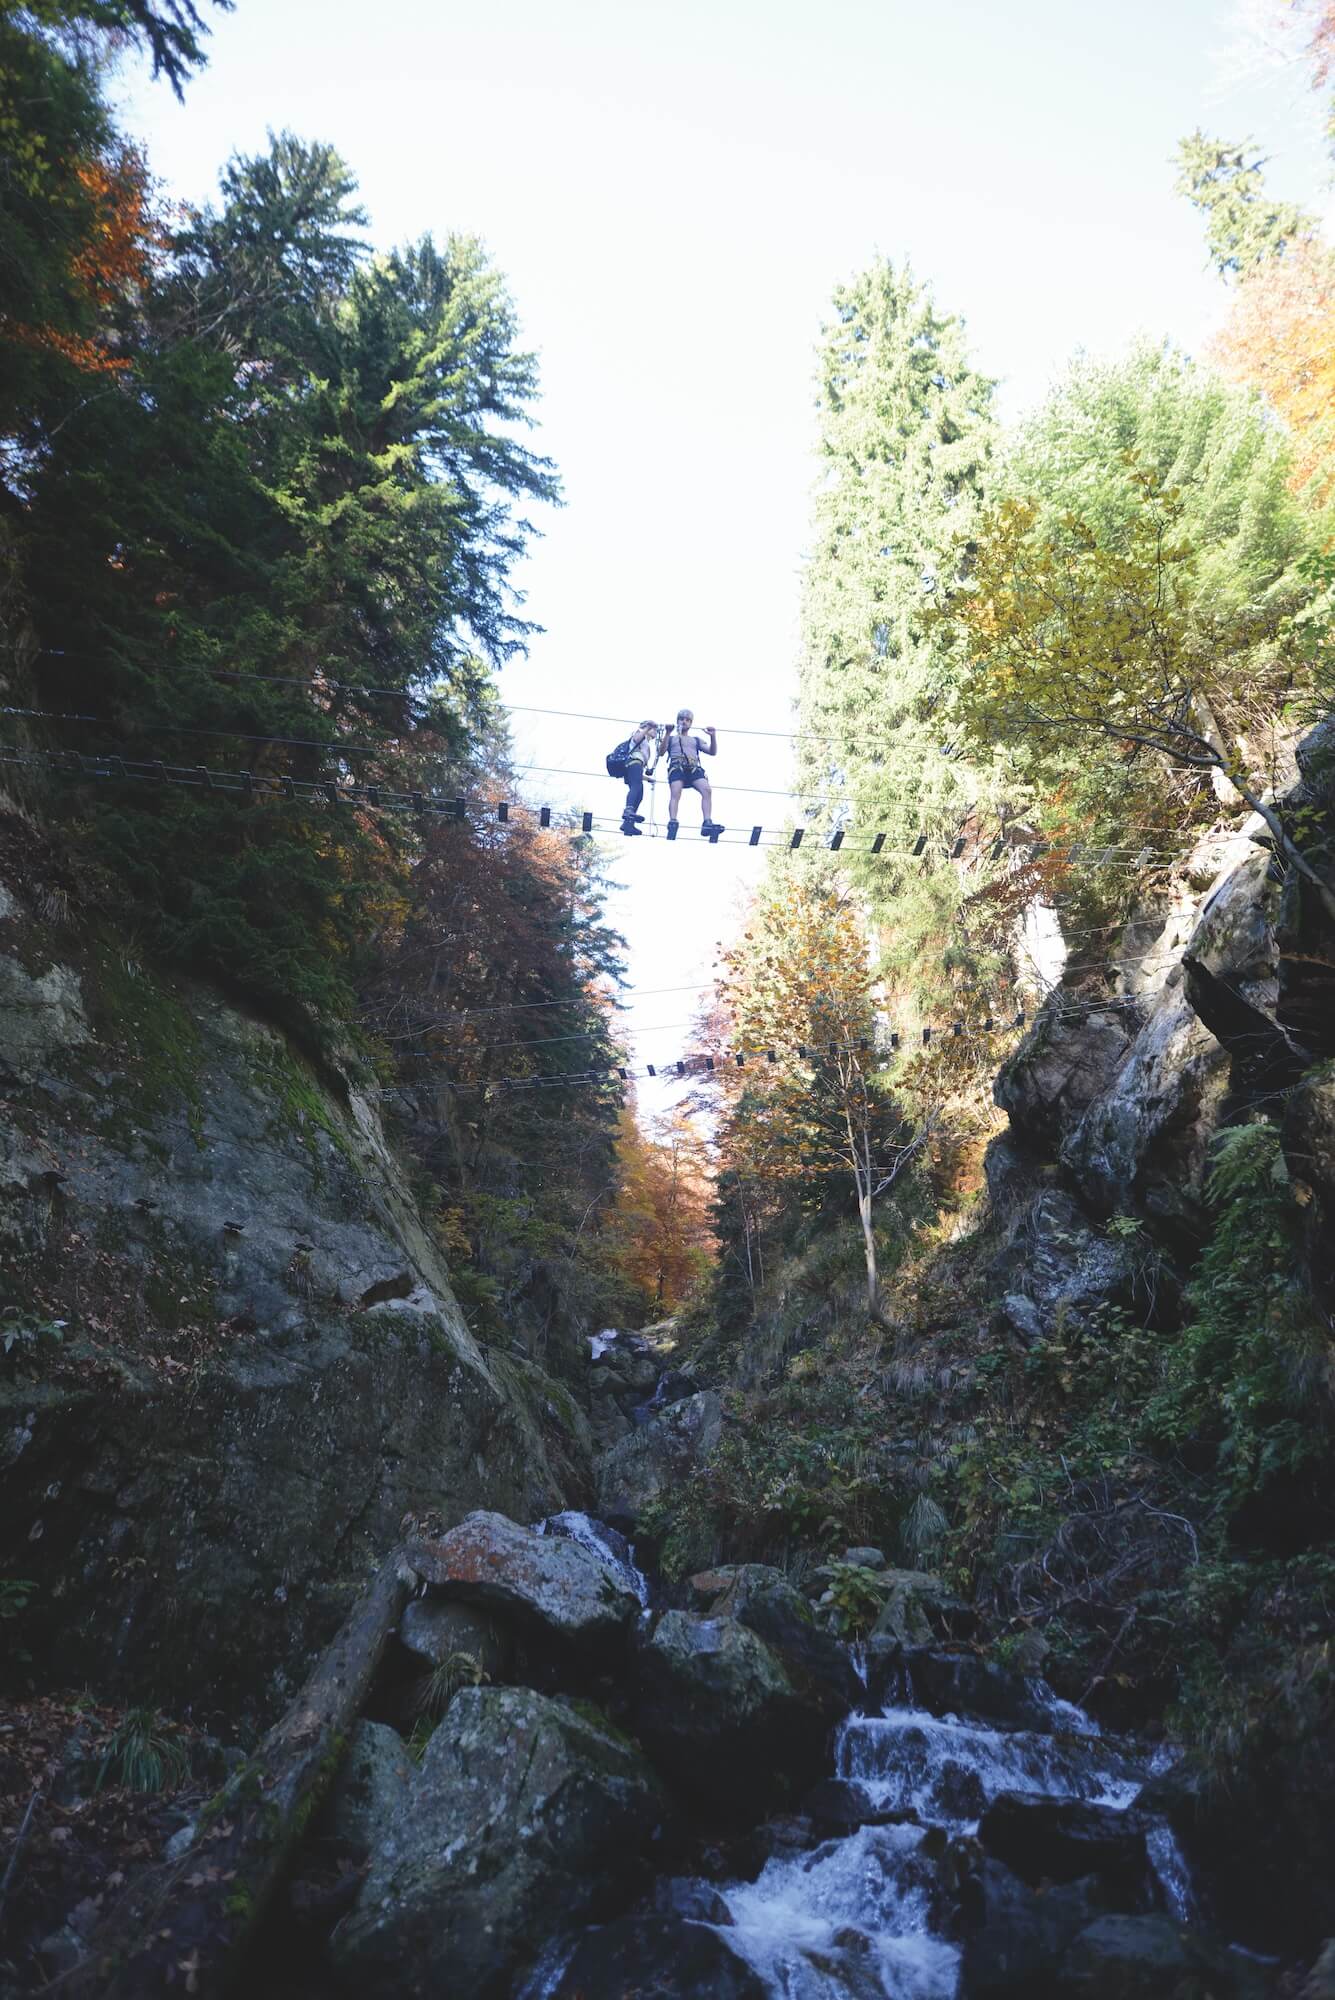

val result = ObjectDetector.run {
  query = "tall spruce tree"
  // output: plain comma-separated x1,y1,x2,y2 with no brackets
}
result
794,258,998,1008
24,134,559,1026
1175,133,1314,278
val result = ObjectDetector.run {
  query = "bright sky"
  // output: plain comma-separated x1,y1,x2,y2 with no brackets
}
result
118,0,1330,1093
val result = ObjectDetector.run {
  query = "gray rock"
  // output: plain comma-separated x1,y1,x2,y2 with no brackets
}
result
802,1777,887,1832
0,950,581,1720
843,1545,886,1570
907,1653,1057,1734
330,1686,665,1997
962,1859,1109,2000
1058,1914,1268,2000
163,1822,197,1864
1284,1064,1335,1305
705,1563,862,1718
990,1293,1044,1347
0,953,91,1072
402,1509,640,1650
555,1916,765,1998
996,1008,1137,1154
652,1875,736,1924
978,1794,1156,1907
328,1721,413,1860
867,1569,967,1649
398,1597,513,1682
987,1189,1137,1335
1060,982,1228,1225
595,1389,723,1530
1295,712,1335,807
633,1609,833,1810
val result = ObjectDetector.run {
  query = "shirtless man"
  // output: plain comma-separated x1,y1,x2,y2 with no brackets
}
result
663,709,722,837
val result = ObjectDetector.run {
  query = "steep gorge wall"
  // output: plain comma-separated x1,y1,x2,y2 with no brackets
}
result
0,824,590,1720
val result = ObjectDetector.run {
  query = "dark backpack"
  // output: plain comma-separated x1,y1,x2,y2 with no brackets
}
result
606,738,633,779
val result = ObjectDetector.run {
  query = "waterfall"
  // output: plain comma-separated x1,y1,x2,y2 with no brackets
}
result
534,1507,652,1609
705,1684,1185,1998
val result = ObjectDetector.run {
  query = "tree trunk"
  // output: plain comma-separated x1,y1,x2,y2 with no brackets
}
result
65,1552,411,2000
859,1185,878,1315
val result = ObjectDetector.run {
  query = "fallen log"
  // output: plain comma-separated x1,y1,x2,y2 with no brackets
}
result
62,1548,412,1999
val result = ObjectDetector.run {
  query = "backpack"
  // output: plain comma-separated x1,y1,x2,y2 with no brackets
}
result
606,737,633,779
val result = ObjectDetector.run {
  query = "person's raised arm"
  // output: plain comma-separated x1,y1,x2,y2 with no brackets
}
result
704,726,718,756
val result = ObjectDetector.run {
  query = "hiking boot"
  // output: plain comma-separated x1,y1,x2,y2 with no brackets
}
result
700,819,725,837
621,817,642,836
667,821,679,841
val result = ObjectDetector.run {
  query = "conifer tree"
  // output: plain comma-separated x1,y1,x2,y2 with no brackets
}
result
22,131,559,1025
1175,133,1313,278
794,259,998,1008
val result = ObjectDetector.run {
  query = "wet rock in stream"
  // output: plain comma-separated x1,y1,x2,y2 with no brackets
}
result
554,1914,767,1998
961,1859,1113,1999
633,1609,844,1813
402,1508,641,1653
978,1793,1159,1907
1057,1913,1270,2000
329,1685,667,1996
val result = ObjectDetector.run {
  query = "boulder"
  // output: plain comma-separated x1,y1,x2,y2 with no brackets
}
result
704,1564,862,1718
978,1795,1156,1908
987,1189,1137,1337
1057,1914,1268,2000
906,1653,1057,1734
961,1859,1109,2000
652,1876,736,1925
990,1293,1046,1348
397,1598,513,1682
401,1510,639,1652
330,1686,665,1997
633,1610,832,1811
686,1565,743,1607
651,1367,698,1407
801,1777,904,1834
595,1389,723,1530
554,1915,766,1998
843,1545,886,1570
327,1721,413,1862
1060,983,1229,1229
996,1007,1138,1155
588,1383,636,1453
866,1569,968,1649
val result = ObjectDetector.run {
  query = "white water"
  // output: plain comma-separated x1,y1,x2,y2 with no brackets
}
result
514,1510,1196,1999
534,1507,652,1609
837,1707,1141,1829
712,1690,1174,1999
722,1823,960,2000
589,1328,620,1360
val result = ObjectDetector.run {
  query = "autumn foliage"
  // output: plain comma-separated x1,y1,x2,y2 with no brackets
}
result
1212,239,1335,508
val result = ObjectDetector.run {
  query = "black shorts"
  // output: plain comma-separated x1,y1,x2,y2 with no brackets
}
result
668,762,704,789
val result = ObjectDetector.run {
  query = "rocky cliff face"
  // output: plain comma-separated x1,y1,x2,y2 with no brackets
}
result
995,719,1335,1318
0,827,589,1719
981,720,1335,1952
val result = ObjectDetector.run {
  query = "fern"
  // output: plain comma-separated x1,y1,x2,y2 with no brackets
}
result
1144,1120,1330,1503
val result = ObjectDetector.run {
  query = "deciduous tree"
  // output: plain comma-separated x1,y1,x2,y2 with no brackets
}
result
716,873,925,1315
940,468,1335,922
